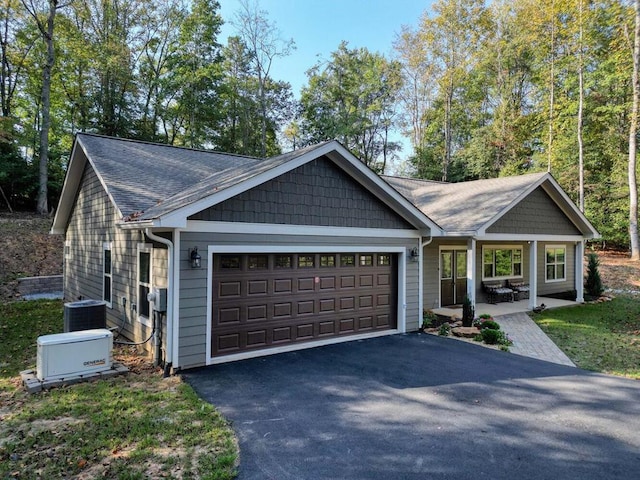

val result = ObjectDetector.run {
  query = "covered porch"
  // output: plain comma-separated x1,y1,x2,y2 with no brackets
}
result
431,296,579,320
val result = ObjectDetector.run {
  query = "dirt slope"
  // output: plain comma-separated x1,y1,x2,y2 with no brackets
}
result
0,213,63,300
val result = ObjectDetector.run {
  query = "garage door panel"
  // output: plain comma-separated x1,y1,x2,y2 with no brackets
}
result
218,308,240,323
298,278,314,291
246,329,267,346
248,280,267,295
340,275,355,288
211,252,397,357
273,302,292,317
274,279,293,293
219,282,241,297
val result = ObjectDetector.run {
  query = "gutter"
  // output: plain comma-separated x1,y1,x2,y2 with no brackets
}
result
144,228,174,375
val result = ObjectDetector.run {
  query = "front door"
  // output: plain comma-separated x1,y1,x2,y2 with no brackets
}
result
440,250,468,307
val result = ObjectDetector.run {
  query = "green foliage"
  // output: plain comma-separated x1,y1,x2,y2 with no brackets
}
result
422,309,438,329
478,320,500,331
481,328,501,345
438,322,451,336
300,41,402,172
585,252,604,298
462,295,474,327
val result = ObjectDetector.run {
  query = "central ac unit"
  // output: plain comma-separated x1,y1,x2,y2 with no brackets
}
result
64,299,107,332
37,329,113,381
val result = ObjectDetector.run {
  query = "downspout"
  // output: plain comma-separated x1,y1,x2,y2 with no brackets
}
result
145,228,174,376
418,234,433,324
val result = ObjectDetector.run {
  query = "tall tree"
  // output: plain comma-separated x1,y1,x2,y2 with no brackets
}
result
233,0,293,157
300,42,402,172
21,0,66,215
629,0,640,260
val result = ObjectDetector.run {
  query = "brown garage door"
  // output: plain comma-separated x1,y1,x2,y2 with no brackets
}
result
211,252,397,357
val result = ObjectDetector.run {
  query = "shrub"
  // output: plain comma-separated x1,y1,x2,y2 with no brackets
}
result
422,310,438,329
462,296,474,327
478,314,493,320
479,320,501,331
438,322,451,336
481,328,501,344
481,328,513,347
585,252,604,298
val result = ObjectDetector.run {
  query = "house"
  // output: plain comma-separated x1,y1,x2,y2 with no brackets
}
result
52,134,598,371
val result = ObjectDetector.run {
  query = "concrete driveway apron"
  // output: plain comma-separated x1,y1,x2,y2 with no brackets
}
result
184,334,640,480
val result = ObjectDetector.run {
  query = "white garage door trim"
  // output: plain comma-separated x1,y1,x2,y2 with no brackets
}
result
206,244,407,365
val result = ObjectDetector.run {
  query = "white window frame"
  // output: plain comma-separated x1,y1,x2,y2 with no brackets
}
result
137,243,153,327
481,245,523,281
102,242,112,308
545,245,566,283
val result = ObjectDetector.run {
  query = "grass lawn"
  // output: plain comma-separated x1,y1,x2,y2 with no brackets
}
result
531,296,640,379
0,299,238,479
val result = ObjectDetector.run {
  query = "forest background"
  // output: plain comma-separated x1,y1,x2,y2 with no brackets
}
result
0,0,637,249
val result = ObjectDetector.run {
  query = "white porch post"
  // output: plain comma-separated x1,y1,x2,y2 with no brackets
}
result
467,238,476,309
529,240,538,310
575,241,584,303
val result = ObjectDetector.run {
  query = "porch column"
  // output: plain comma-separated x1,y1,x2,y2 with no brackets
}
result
467,238,476,309
575,241,584,303
529,240,538,310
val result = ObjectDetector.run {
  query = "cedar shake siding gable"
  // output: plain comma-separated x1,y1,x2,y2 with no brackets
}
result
486,187,582,235
189,156,414,230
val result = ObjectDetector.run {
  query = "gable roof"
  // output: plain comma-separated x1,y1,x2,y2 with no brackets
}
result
383,173,599,238
52,134,440,234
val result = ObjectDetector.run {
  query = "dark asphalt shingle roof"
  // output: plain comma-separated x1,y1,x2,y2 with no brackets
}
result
383,173,548,233
77,133,332,220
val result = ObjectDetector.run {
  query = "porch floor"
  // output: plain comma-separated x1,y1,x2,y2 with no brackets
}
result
431,297,578,319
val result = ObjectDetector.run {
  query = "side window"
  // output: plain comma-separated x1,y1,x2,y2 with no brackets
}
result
103,242,112,308
138,244,152,325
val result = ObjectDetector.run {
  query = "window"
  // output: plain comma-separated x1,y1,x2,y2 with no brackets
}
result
320,255,335,267
340,254,355,267
220,256,240,269
482,246,523,280
359,254,373,266
103,242,112,308
138,244,152,326
275,255,292,269
546,246,566,282
378,254,391,266
298,255,314,268
248,255,268,269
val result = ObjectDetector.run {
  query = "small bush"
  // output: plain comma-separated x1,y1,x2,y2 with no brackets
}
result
481,328,512,347
481,328,501,344
422,310,437,329
585,252,604,298
438,322,451,336
479,320,501,331
478,314,493,320
462,296,474,327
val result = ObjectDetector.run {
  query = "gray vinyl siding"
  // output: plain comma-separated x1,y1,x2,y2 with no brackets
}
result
537,242,576,296
189,156,414,230
64,159,170,357
177,231,420,369
487,187,582,235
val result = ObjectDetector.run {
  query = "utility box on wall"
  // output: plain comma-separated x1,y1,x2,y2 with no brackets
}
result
36,329,113,381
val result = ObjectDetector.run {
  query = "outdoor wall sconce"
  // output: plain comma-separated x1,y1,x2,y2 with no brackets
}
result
409,247,419,262
190,247,201,269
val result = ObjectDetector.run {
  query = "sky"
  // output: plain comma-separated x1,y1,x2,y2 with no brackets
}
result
217,0,434,99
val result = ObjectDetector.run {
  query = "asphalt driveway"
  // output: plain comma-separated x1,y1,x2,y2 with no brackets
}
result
184,334,640,480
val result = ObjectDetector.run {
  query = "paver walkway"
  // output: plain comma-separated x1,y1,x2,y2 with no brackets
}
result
496,312,575,367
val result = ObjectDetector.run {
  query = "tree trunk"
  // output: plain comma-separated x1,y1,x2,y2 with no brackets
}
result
629,0,640,261
547,0,556,174
577,0,585,212
36,1,57,215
